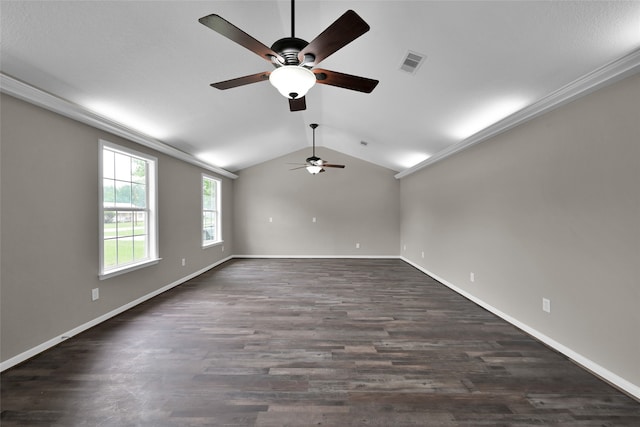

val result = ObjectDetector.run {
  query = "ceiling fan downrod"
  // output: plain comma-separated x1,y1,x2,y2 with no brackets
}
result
310,123,318,157
291,0,295,38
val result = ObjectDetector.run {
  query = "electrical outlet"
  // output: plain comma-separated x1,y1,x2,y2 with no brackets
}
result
269,217,273,223
312,217,316,223
356,243,360,249
91,288,99,301
181,258,186,267
470,272,475,282
403,245,407,251
421,251,425,258
542,298,551,313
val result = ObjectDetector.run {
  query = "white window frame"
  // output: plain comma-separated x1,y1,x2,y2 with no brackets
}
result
202,174,222,248
99,140,159,279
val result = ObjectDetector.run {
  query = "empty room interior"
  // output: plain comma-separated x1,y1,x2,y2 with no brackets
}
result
1,1,639,425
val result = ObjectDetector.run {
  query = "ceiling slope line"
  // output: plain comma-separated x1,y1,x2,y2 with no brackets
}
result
395,47,640,180
0,73,238,180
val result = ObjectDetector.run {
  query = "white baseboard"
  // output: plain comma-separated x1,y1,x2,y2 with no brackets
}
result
0,256,233,372
233,255,401,259
5,254,638,402
2,254,395,372
400,256,640,401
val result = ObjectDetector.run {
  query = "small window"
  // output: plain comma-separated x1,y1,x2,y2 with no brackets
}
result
99,140,158,278
202,175,221,246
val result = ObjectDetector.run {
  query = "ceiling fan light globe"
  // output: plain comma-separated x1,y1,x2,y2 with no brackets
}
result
269,66,316,99
306,165,323,175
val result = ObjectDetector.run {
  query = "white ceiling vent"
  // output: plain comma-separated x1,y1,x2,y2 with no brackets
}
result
399,50,426,75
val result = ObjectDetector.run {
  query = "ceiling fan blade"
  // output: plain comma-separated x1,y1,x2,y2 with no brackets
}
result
199,14,283,63
289,166,308,171
298,10,370,66
322,163,346,168
314,69,379,93
210,72,270,90
289,96,306,112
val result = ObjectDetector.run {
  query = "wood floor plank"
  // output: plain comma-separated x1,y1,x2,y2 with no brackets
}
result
2,258,639,426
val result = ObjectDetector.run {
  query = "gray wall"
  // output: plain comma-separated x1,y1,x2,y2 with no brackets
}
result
400,72,640,387
0,93,234,363
233,147,400,256
2,73,638,394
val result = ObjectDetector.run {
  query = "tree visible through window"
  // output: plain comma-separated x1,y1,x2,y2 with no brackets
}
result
100,141,157,277
202,175,221,246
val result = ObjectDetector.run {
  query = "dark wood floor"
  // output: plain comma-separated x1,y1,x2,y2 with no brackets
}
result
2,259,639,426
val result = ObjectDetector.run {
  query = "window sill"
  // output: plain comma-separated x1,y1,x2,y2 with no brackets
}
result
99,258,161,280
203,240,224,249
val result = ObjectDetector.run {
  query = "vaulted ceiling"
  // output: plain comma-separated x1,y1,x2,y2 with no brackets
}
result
2,1,639,175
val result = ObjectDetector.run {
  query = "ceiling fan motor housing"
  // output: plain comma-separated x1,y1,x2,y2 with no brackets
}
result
306,155,321,165
270,37,309,65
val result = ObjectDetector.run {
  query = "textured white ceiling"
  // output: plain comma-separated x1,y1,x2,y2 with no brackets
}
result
2,1,640,173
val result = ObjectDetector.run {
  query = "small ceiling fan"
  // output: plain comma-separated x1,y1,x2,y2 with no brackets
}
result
199,0,379,112
290,124,345,174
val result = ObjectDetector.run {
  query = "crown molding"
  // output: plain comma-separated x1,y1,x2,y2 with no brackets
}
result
0,73,238,180
395,48,640,179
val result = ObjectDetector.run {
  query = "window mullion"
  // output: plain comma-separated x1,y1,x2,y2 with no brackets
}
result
100,139,157,278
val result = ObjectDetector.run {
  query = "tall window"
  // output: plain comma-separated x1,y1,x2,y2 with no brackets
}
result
100,140,158,278
202,175,221,246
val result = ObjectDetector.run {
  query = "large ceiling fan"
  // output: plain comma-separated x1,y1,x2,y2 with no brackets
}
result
290,124,345,174
198,0,379,112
